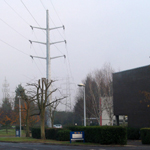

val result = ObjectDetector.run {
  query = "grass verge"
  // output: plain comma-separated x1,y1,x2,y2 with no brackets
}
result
0,137,101,146
0,129,26,137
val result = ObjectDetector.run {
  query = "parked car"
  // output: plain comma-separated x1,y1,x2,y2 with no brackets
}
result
53,124,62,128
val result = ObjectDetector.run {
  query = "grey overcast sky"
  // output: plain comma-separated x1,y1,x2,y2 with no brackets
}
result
0,0,150,110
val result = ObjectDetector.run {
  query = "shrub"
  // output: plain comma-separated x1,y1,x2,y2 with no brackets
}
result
31,128,41,139
45,128,62,140
100,126,127,145
127,127,140,140
32,127,63,140
15,126,24,130
67,126,127,145
140,128,150,144
56,129,71,141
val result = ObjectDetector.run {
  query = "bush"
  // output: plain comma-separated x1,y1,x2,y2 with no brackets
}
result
127,127,140,140
32,127,63,140
31,128,41,139
15,126,24,130
67,126,127,145
140,128,150,144
45,128,62,140
56,129,71,141
100,126,127,145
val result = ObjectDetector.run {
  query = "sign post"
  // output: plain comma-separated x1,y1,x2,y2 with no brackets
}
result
70,131,85,143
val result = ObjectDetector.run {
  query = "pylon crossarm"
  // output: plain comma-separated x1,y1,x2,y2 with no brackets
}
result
30,25,46,30
50,25,65,30
29,40,46,45
30,55,46,60
50,40,66,45
51,55,66,60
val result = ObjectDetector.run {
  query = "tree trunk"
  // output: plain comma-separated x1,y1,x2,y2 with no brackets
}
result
6,125,8,134
40,109,45,139
26,109,30,137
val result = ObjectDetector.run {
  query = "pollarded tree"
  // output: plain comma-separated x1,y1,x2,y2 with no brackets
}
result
27,78,66,139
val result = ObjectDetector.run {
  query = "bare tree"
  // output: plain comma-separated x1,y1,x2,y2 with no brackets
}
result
47,99,60,127
27,78,66,139
102,96,113,125
74,63,114,126
87,76,103,125
94,63,114,125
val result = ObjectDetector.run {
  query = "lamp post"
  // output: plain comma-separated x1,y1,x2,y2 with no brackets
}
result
78,83,86,126
17,96,21,137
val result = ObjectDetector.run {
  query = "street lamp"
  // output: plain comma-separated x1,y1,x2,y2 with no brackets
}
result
78,83,86,126
17,96,21,137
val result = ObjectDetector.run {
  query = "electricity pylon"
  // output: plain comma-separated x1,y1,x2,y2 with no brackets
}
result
29,10,66,127
2,77,9,100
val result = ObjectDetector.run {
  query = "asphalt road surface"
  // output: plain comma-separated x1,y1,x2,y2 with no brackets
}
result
0,142,150,150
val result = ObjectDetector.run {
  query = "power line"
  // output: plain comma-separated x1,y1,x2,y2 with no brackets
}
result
50,0,63,25
0,18,28,40
49,17,65,40
20,0,42,28
0,17,45,73
4,0,46,75
31,44,45,69
32,30,45,56
4,0,30,25
32,59,44,76
40,0,46,10
0,39,29,56
65,44,74,81
0,39,44,76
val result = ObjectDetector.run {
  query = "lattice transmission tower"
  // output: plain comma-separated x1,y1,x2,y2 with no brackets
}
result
2,78,10,99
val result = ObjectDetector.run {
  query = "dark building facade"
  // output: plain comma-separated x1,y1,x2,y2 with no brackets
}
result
113,65,150,128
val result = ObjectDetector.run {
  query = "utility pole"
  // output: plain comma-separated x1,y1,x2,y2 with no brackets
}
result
29,10,66,127
46,9,50,87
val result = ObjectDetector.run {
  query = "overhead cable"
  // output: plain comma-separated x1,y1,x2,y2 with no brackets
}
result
20,0,42,28
0,39,29,56
4,0,30,25
50,0,63,25
0,18,28,40
40,0,46,10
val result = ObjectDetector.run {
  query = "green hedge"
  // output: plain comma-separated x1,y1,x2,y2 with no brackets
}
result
31,128,41,139
45,128,62,140
32,128,63,140
100,126,127,145
32,126,127,145
127,127,140,140
140,128,150,144
56,129,71,141
15,126,24,130
67,126,127,145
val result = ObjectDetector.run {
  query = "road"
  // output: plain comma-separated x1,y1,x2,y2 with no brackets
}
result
0,142,150,150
